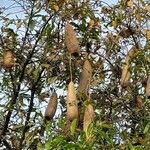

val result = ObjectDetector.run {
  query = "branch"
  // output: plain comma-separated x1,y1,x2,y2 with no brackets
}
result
18,68,45,149
2,139,12,150
21,1,35,49
9,70,16,94
0,14,53,139
18,88,36,150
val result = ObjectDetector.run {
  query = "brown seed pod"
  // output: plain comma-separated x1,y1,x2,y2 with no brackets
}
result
3,50,14,69
78,60,92,95
66,81,78,121
146,75,150,98
125,47,136,63
83,102,94,141
65,23,80,57
44,92,58,121
135,96,143,109
119,28,135,38
120,64,130,88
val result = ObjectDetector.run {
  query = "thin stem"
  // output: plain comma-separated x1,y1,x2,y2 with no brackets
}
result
0,14,53,139
88,74,91,100
2,139,12,150
18,68,44,149
69,54,73,81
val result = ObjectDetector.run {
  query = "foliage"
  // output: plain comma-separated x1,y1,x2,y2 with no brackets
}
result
0,0,150,149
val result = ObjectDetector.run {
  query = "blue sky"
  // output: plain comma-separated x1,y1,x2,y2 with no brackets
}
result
0,0,118,7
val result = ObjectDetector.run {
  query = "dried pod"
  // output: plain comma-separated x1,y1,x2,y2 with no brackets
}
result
66,81,78,121
135,96,143,109
83,102,94,141
65,23,80,57
119,28,135,38
3,50,14,69
120,64,130,88
44,92,58,120
125,47,136,63
146,75,150,99
78,60,92,95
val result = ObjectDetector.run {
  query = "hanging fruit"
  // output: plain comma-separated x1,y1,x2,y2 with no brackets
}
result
125,47,136,63
120,64,130,88
44,91,58,120
78,59,92,96
146,75,150,99
65,23,80,57
3,50,14,69
135,96,143,109
83,102,94,142
120,47,136,88
66,81,78,121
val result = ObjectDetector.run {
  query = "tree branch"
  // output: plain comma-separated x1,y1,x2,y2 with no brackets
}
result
18,68,45,149
0,15,53,140
2,139,12,150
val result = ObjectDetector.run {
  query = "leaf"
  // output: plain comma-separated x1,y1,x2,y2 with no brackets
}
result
86,123,94,138
102,123,113,129
29,20,36,30
111,19,118,28
98,130,114,146
127,0,133,8
88,20,95,27
45,139,52,150
144,122,150,134
48,77,58,84
40,64,50,68
53,5,59,12
128,142,135,150
146,30,150,40
37,143,45,150
33,69,39,80
70,119,77,136
16,20,22,29
35,1,41,10
146,5,150,12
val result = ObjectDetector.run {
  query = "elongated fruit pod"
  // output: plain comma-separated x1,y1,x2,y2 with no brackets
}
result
146,75,150,99
125,47,136,64
135,96,143,109
83,103,94,141
65,23,80,57
66,81,78,121
78,60,92,95
3,50,14,69
120,64,130,88
45,92,58,120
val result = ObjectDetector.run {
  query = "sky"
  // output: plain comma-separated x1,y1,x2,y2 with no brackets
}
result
0,0,118,7
0,0,118,28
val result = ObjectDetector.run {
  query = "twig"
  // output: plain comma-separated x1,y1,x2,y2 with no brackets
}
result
9,70,16,94
0,13,53,140
20,1,35,52
2,138,12,150
18,68,44,149
69,54,73,81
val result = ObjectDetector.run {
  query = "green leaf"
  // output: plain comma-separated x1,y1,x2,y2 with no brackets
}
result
29,20,36,30
37,142,45,150
128,142,135,150
70,119,77,136
35,1,41,10
32,68,40,80
144,122,150,134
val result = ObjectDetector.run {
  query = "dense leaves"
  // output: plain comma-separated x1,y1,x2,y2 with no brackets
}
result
0,0,150,149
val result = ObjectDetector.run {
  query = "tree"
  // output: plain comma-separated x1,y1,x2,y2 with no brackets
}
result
0,0,150,149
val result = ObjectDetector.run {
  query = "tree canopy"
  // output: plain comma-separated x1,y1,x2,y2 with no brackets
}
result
0,0,150,149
